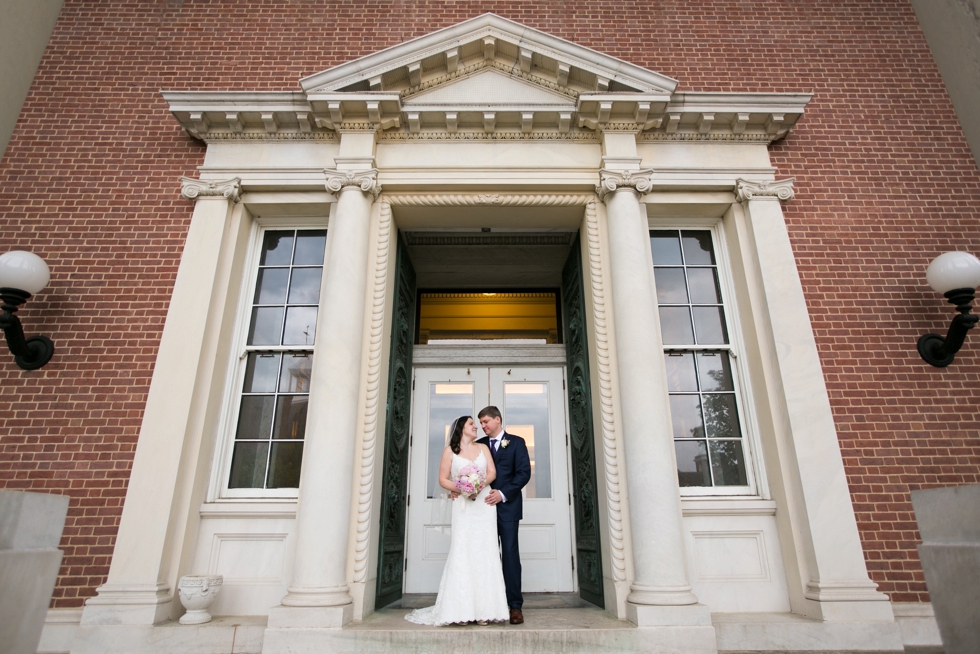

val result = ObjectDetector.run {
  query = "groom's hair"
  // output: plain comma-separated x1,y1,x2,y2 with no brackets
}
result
478,405,501,421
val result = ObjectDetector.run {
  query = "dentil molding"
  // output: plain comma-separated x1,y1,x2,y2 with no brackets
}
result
324,169,382,200
596,168,654,201
179,176,242,202
735,178,795,202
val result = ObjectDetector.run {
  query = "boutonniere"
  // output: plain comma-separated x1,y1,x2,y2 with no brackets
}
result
500,438,510,449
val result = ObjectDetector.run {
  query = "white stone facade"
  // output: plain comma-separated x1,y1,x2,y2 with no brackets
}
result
48,13,937,654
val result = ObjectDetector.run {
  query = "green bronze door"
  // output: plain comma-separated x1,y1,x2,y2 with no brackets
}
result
375,235,417,608
561,233,605,608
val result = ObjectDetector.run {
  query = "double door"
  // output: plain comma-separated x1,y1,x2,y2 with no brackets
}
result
403,366,574,593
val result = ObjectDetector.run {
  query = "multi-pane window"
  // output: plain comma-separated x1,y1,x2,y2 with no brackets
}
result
228,229,326,490
651,229,748,488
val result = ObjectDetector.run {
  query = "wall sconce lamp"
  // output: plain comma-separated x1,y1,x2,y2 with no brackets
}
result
0,251,55,370
918,251,980,368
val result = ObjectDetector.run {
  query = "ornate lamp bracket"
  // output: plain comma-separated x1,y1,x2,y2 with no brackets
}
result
324,169,382,201
595,168,654,201
735,178,795,203
180,177,242,203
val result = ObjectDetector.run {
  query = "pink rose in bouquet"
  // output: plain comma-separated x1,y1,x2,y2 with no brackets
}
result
453,464,486,499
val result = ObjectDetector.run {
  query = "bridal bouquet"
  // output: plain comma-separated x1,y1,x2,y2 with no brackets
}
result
453,464,486,500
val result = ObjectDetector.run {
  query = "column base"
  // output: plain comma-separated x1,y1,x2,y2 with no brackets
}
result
627,602,713,627
627,584,699,606
79,583,172,626
802,580,895,621
279,584,353,607
267,603,353,628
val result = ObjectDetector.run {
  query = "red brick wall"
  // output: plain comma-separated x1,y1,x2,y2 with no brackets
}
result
1,0,977,607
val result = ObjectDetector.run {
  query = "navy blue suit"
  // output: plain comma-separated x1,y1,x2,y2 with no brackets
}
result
478,432,531,609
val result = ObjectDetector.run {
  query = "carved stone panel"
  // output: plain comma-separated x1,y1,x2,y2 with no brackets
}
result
561,233,605,608
375,235,417,609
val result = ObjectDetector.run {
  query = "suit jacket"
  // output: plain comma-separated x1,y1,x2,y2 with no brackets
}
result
478,431,532,521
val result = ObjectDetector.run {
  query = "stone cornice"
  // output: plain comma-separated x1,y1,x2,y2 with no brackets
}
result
596,169,654,201
163,89,809,143
735,177,796,202
325,169,382,200
179,176,242,202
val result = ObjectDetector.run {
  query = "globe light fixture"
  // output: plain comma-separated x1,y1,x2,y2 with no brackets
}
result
0,250,55,370
918,251,980,367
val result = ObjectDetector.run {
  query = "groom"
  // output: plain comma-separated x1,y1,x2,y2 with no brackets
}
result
477,405,531,625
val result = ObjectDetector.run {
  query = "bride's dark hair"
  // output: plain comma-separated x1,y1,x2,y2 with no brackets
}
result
448,416,472,454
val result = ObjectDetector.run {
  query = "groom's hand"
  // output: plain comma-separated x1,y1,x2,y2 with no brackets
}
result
485,489,502,505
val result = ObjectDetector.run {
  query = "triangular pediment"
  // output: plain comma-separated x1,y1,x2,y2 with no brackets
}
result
300,13,678,96
162,14,812,142
403,69,573,108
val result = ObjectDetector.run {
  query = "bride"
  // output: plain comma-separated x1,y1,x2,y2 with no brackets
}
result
405,415,510,626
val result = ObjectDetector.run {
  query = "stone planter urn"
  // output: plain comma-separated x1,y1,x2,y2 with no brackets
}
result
911,484,980,654
177,574,223,625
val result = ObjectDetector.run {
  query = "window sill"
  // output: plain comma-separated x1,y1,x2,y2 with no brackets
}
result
680,498,776,517
199,501,298,519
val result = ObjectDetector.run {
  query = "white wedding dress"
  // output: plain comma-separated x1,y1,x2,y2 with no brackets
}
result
405,451,510,626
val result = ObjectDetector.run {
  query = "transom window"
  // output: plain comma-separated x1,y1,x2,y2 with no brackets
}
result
651,229,749,489
228,229,326,490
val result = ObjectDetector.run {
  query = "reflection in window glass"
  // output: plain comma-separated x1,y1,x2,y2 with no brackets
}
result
504,383,552,499
247,229,326,347
427,383,475,499
230,228,325,490
652,230,748,488
230,351,313,489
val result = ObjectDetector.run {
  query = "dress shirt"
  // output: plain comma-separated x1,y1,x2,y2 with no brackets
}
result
489,431,507,502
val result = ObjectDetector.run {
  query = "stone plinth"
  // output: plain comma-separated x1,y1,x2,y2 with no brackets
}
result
912,484,980,654
0,490,69,654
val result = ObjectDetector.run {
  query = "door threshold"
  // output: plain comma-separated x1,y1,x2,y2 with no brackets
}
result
389,592,596,610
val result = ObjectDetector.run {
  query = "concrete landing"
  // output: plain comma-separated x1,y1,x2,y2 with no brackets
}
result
712,612,906,653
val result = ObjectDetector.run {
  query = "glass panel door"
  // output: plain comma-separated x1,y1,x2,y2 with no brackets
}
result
404,368,486,592
404,366,574,594
490,367,573,593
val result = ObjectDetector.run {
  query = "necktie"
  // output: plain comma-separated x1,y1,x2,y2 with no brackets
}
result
493,438,499,452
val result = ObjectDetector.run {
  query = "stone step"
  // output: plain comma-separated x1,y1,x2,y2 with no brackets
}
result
268,607,706,654
64,607,936,654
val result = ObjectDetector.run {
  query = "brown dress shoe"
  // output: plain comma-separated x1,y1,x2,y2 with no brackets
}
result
509,608,524,624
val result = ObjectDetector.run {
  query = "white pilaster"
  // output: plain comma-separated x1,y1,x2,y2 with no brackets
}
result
78,178,243,627
598,150,712,645
265,160,379,633
736,178,894,623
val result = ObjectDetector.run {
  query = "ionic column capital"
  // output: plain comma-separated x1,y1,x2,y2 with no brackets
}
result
735,177,795,203
179,176,242,202
324,168,382,200
596,168,654,201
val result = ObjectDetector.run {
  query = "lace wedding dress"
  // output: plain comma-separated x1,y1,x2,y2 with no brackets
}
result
405,451,510,626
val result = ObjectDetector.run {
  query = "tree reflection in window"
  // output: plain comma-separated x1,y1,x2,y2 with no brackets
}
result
653,229,747,487
229,229,325,490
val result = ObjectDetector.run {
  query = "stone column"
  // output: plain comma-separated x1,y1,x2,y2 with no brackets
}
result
736,179,895,625
599,169,712,635
267,168,379,631
79,178,243,626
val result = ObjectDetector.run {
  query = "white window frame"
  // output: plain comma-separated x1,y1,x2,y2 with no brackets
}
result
647,216,768,498
209,212,332,502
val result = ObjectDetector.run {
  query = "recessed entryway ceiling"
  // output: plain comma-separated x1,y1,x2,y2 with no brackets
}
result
404,230,575,288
